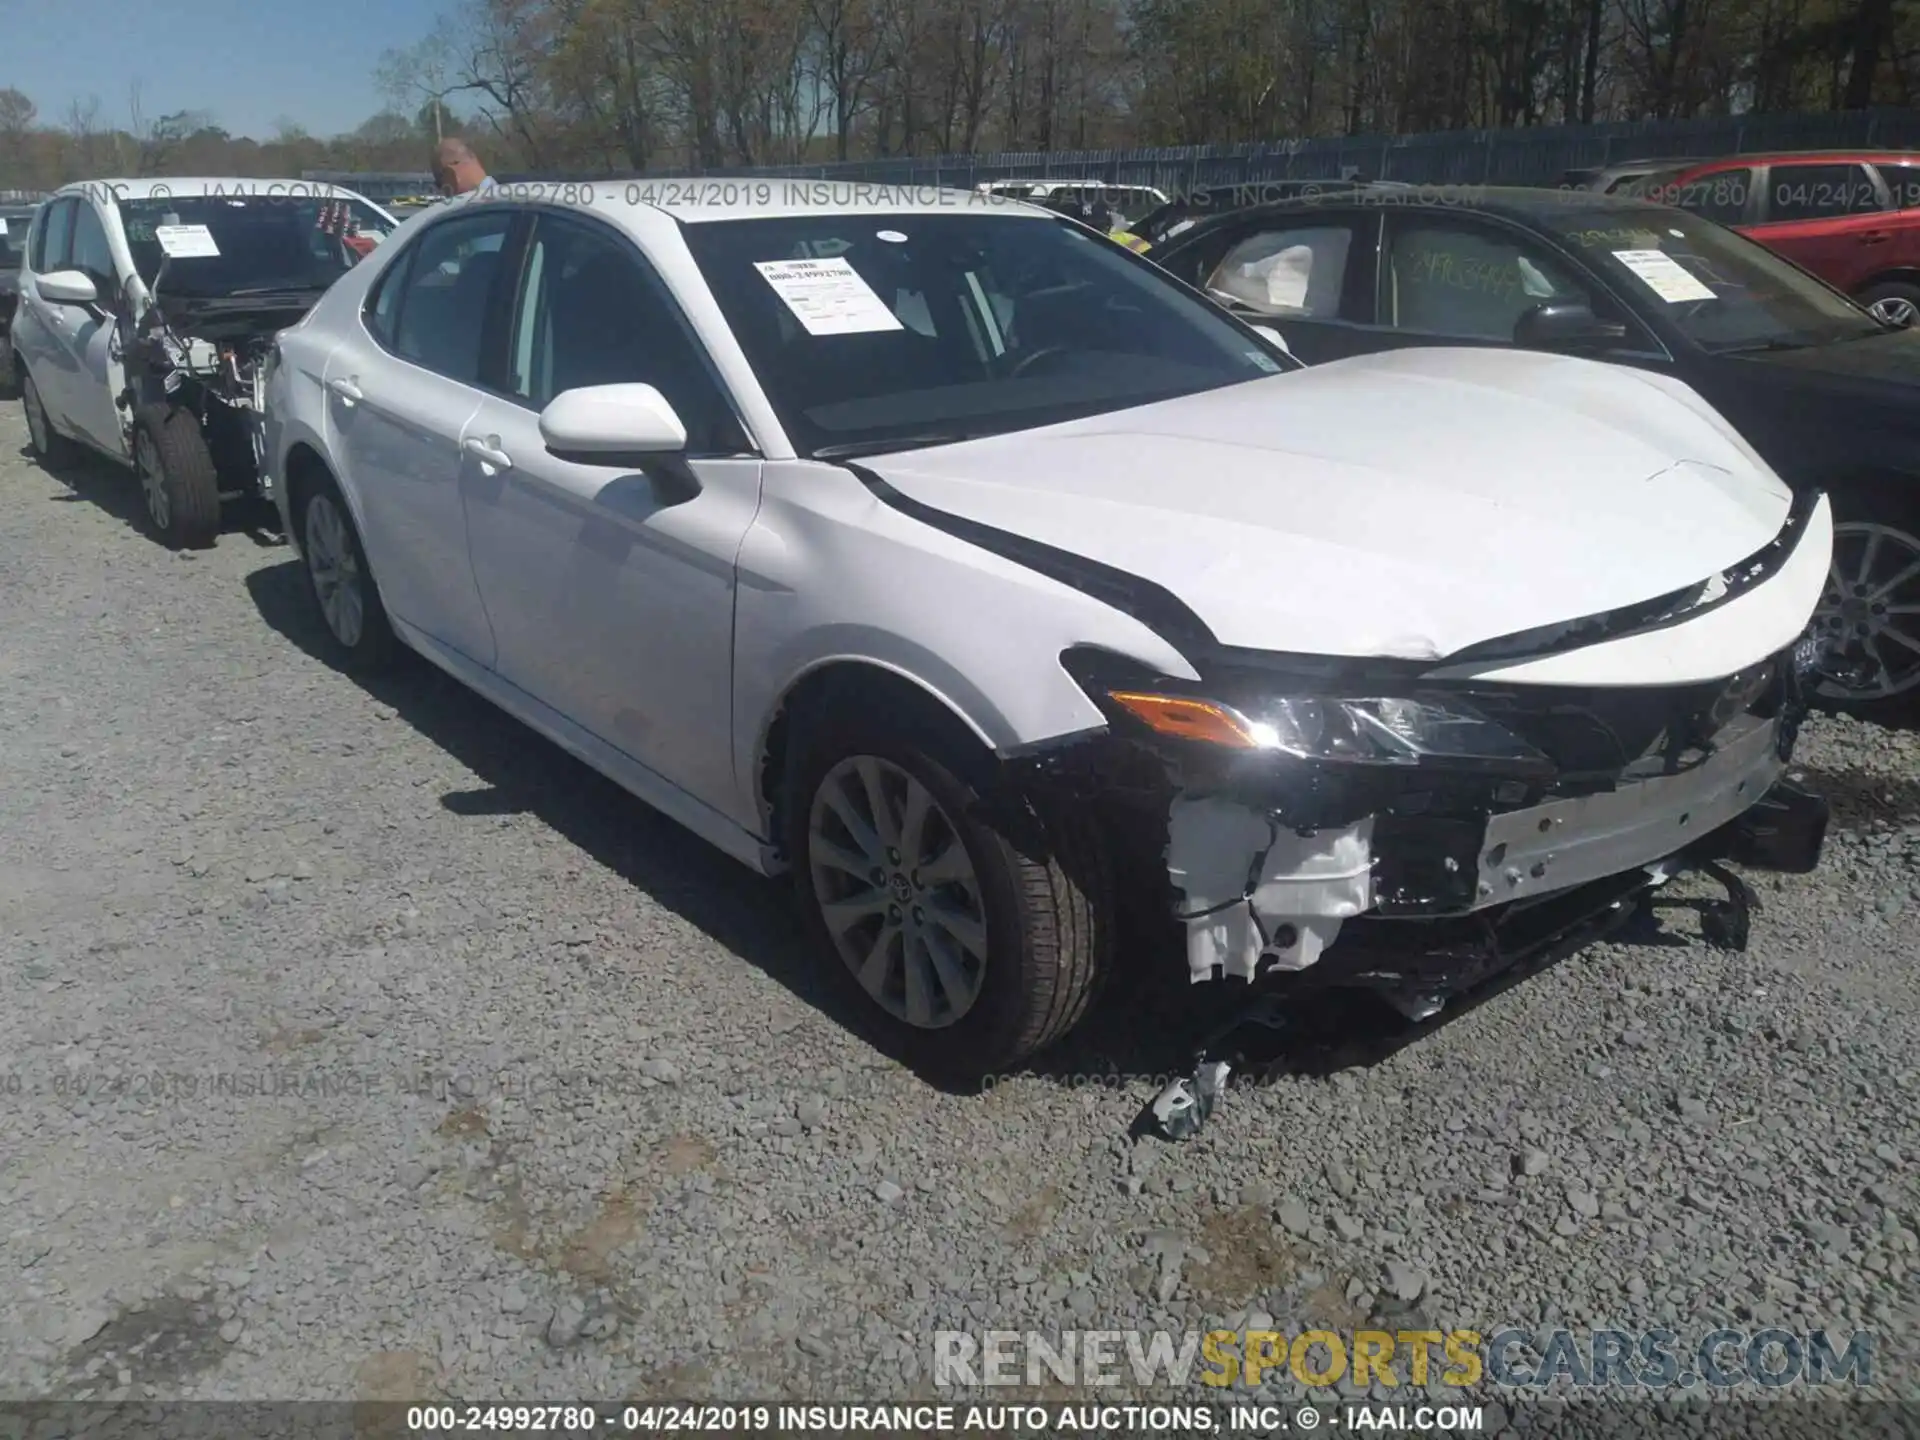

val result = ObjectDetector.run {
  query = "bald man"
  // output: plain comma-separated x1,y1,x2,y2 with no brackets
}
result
431,138,494,198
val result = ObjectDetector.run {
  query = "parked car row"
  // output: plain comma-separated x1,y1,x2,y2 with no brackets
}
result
8,176,1837,1084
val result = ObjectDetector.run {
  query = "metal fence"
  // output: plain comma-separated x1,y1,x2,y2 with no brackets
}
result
309,107,1920,199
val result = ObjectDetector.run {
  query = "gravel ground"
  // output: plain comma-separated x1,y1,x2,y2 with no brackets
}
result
1,396,1917,1418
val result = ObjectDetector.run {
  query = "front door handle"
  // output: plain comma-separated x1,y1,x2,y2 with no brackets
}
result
462,435,512,470
1862,229,1893,244
327,376,364,404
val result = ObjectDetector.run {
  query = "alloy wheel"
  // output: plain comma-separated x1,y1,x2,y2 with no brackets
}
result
135,430,170,532
1868,295,1919,328
1813,520,1920,700
304,493,365,648
807,755,989,1029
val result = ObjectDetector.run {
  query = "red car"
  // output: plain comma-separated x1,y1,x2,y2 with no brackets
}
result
1636,151,1920,326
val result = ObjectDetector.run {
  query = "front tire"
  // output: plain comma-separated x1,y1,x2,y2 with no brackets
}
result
1811,482,1920,714
786,704,1113,1080
296,470,399,673
134,405,221,549
22,369,77,467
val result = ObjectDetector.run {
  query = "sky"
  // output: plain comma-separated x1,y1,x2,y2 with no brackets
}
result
4,0,442,141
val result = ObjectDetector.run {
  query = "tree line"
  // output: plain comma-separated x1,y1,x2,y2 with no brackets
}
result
2,0,1915,189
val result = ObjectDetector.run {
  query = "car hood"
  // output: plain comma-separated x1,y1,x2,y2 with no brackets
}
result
858,346,1794,661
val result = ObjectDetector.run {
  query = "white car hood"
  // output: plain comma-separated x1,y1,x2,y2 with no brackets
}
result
859,347,1794,661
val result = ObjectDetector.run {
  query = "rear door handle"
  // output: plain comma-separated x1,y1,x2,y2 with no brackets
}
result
1862,230,1893,244
462,435,512,470
327,376,363,404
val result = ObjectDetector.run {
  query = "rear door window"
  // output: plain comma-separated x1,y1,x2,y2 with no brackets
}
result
1202,224,1357,319
383,210,513,384
1762,163,1884,223
1874,163,1920,211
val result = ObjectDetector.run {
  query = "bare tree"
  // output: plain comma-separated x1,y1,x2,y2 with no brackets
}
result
376,17,464,142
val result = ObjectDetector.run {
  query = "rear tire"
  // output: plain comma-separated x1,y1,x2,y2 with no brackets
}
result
785,700,1114,1081
1858,279,1920,329
22,369,77,467
134,404,221,549
295,469,400,673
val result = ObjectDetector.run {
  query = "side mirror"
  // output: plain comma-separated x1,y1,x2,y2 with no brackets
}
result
539,383,687,460
1246,322,1292,357
1513,300,1629,353
37,269,99,307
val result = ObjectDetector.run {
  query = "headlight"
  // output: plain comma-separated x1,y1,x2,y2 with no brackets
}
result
1105,689,1550,768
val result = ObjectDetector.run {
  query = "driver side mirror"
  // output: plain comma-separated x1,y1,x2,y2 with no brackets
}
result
539,383,687,460
37,269,99,308
1513,300,1629,354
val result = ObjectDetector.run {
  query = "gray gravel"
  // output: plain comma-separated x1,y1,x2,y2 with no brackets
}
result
1,400,1917,1412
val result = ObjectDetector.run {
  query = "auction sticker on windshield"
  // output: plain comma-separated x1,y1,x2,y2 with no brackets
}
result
155,224,221,258
754,257,903,335
1612,249,1714,302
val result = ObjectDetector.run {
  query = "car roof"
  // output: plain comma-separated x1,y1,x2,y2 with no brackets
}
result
53,177,382,202
482,182,1060,225
1161,182,1686,234
1666,151,1920,172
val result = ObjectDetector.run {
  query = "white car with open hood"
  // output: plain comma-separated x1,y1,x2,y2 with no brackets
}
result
260,182,1835,1087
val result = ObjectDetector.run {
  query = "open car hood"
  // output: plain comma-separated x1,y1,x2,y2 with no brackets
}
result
856,346,1795,662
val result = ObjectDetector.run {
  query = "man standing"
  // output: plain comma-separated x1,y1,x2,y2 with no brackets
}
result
431,138,495,199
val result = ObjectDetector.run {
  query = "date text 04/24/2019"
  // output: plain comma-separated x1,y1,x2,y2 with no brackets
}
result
401,1404,1483,1434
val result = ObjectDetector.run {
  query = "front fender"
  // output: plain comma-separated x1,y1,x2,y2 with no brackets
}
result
730,459,1203,831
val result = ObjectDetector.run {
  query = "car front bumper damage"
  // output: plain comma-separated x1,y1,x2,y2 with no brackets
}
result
1010,638,1831,1138
1168,708,1812,987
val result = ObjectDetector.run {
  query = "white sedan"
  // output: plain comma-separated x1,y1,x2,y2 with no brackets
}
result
261,183,1833,1079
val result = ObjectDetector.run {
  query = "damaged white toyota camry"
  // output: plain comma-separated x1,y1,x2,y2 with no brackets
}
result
262,185,1834,1088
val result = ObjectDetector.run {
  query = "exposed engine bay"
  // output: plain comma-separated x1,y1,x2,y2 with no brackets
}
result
121,293,313,494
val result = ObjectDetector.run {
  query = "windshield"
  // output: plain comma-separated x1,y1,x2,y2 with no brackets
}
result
1543,205,1886,351
0,214,28,269
117,194,396,298
681,212,1285,457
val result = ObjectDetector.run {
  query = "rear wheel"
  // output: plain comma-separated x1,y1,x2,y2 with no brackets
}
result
22,369,76,467
1811,484,1920,711
1859,279,1920,329
134,405,221,549
786,702,1113,1080
296,470,399,672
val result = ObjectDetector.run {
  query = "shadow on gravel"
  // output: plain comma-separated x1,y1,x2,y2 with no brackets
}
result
1788,759,1920,827
243,558,866,1040
20,442,282,545
242,557,1705,1108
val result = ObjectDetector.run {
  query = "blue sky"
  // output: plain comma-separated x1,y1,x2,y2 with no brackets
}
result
7,0,442,140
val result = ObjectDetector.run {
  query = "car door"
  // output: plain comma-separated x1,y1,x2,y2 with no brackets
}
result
1748,160,1889,293
18,197,79,426
1157,210,1377,363
59,197,131,457
460,209,763,817
322,205,511,668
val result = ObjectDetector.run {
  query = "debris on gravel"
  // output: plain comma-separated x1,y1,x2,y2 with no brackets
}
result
0,404,1915,1406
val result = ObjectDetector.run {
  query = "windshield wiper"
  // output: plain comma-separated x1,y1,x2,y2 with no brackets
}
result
224,285,327,296
811,433,976,459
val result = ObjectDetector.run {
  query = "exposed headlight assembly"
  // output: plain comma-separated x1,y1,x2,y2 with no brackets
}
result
1104,689,1551,770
